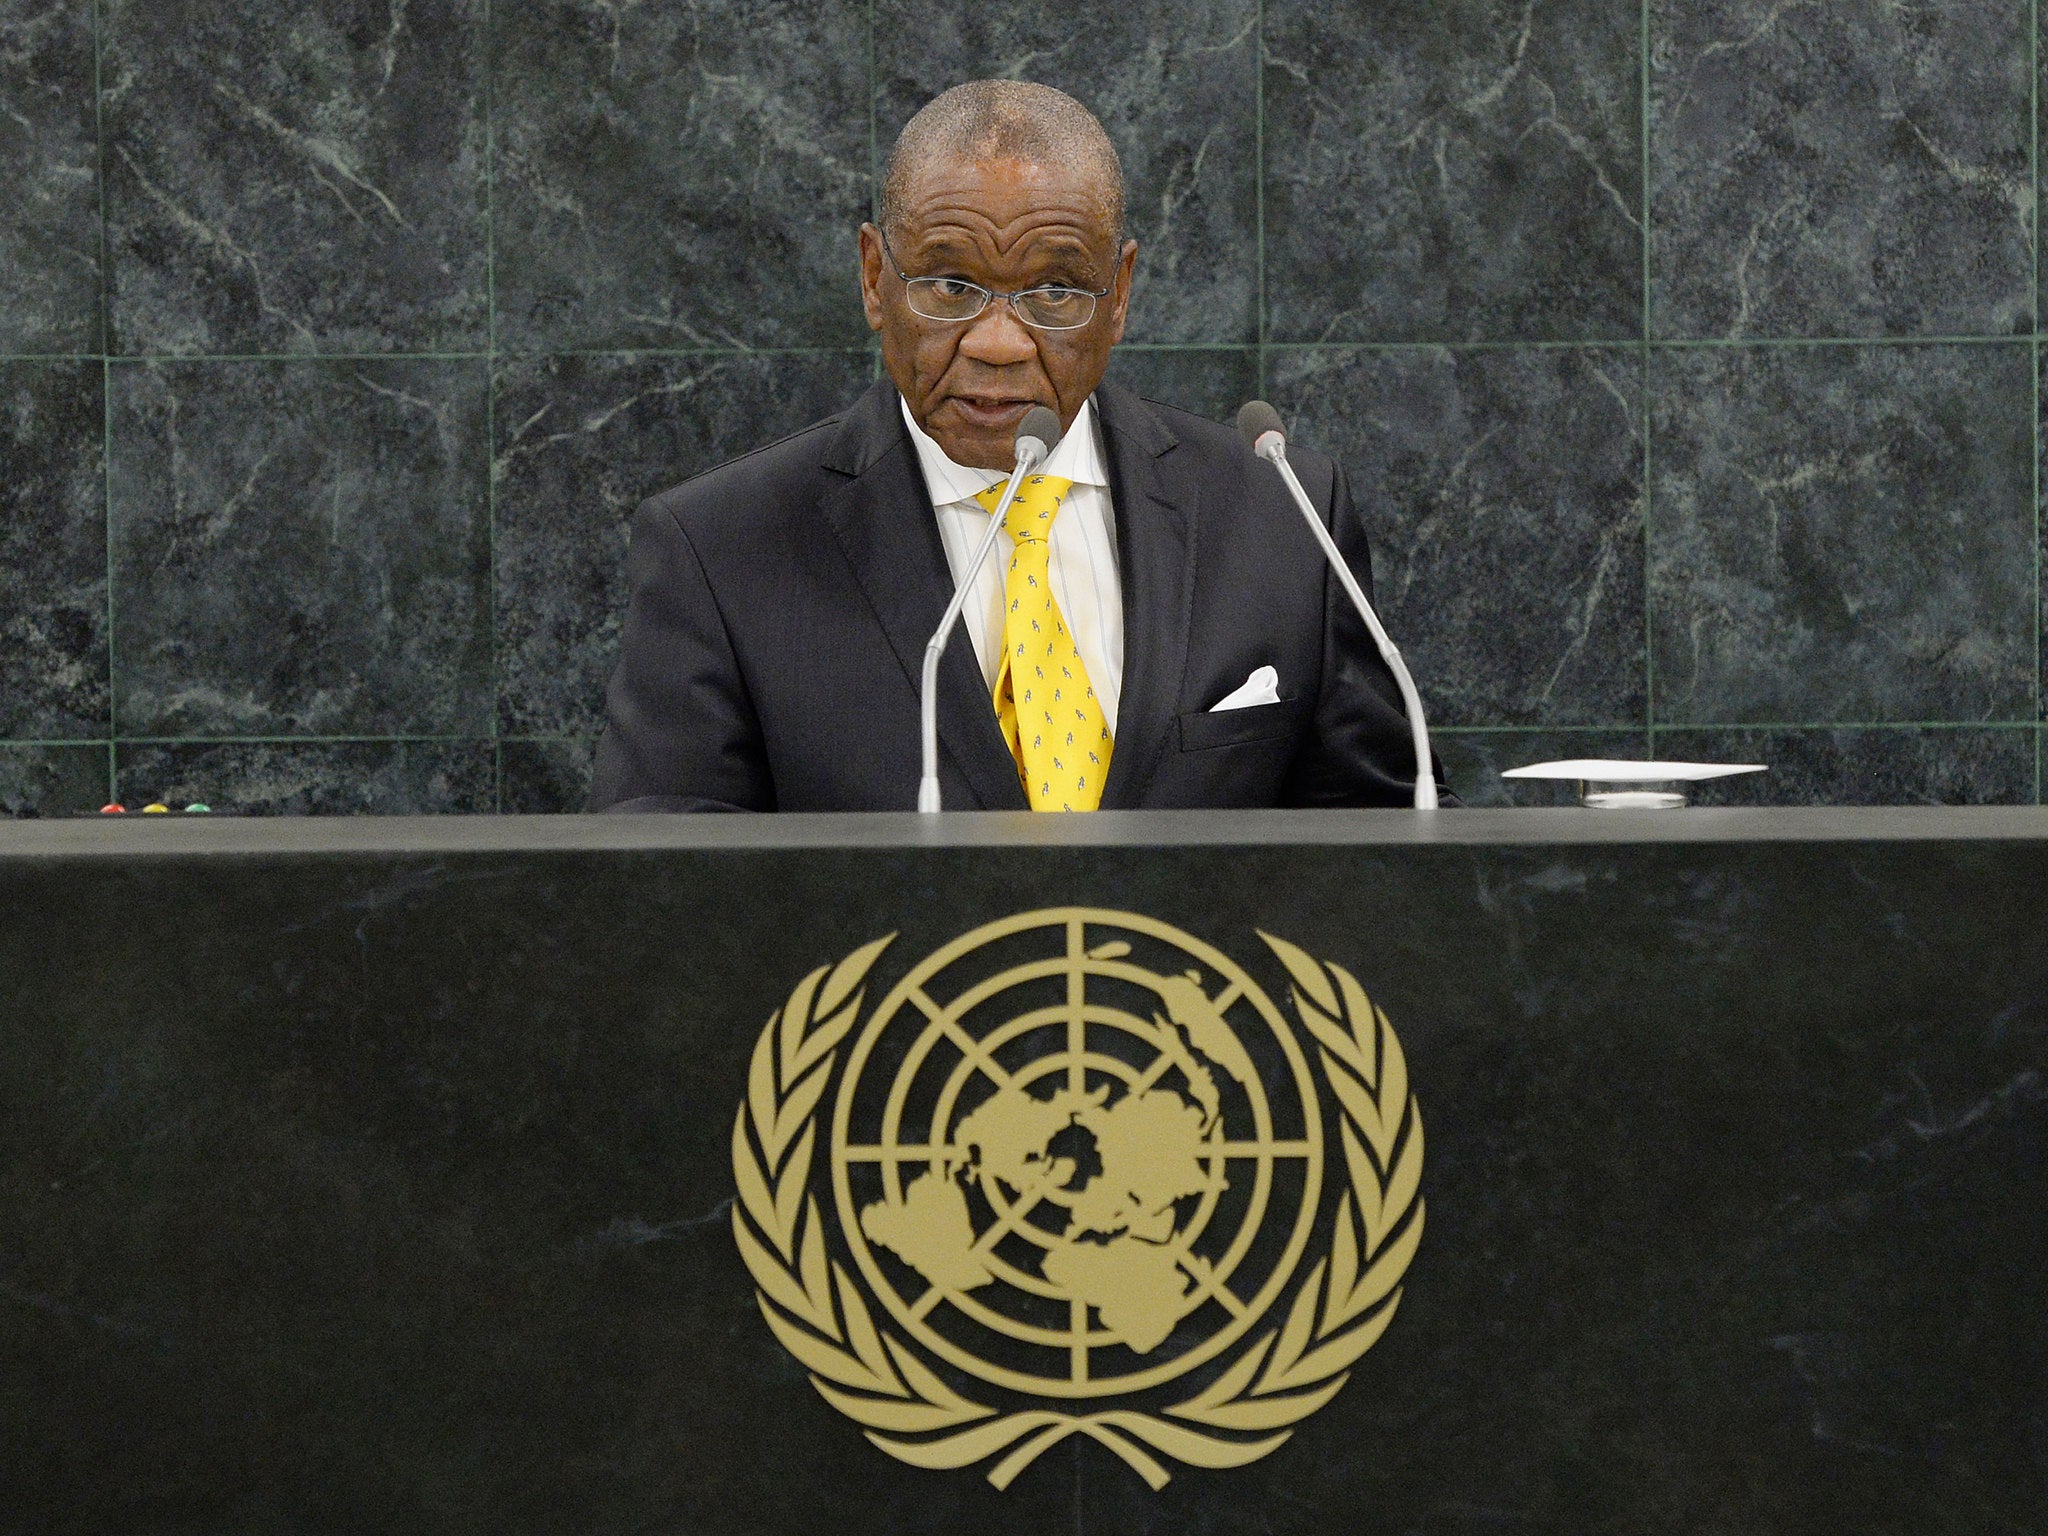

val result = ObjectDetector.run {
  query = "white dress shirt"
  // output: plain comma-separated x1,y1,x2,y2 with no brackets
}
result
900,395,1126,734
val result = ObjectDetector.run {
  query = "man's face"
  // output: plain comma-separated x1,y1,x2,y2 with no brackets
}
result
860,154,1137,471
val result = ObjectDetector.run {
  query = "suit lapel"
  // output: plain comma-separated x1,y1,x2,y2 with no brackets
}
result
816,383,1028,811
1094,384,1192,810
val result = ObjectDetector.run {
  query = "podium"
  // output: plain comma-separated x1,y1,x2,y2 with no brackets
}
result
3,808,2043,1533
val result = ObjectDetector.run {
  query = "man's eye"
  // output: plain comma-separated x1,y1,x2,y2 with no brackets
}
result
1027,288,1090,314
929,278,980,300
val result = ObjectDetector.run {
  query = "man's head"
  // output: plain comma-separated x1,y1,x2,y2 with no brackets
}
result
861,80,1137,471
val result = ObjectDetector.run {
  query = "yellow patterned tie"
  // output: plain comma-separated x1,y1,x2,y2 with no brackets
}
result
975,474,1112,811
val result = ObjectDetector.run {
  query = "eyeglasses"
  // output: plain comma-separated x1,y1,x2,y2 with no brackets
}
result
880,230,1113,331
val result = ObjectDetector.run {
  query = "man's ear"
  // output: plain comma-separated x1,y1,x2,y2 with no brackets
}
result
1107,238,1138,346
858,224,886,333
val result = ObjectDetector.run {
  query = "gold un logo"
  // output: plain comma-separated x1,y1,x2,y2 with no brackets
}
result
730,908,1424,1489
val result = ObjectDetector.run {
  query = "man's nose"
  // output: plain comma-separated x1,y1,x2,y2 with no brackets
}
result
956,296,1038,366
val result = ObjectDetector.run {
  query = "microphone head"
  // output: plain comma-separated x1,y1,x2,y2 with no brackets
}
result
1236,399,1287,457
1014,405,1063,467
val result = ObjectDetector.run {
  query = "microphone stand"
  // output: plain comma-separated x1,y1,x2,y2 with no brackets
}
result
1255,440,1440,812
917,441,1048,813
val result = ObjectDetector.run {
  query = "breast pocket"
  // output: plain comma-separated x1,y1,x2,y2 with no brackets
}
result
1176,697,1306,753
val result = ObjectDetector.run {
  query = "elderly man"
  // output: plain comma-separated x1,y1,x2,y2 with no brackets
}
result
590,80,1444,813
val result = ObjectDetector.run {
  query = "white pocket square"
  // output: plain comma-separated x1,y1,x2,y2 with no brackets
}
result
1209,665,1281,712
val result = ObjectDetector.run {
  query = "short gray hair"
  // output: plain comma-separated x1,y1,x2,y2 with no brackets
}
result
879,80,1125,245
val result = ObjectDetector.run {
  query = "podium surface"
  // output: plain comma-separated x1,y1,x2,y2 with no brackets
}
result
3,809,2043,1534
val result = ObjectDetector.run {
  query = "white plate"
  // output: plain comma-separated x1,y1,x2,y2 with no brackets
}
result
1501,759,1767,783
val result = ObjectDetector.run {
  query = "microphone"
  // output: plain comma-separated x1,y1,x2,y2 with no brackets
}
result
918,405,1064,813
1236,400,1439,811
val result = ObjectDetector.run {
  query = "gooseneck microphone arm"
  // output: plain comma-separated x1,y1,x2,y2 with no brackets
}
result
917,405,1065,813
1236,401,1439,812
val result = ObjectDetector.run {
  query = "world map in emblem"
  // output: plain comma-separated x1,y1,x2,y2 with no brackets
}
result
830,910,1326,1399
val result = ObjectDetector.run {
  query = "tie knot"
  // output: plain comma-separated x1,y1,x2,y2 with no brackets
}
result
976,473,1075,544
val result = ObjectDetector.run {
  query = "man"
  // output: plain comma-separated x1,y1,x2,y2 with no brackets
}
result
590,80,1445,813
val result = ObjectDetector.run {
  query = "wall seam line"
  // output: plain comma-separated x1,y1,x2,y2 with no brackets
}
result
1641,0,1656,755
483,0,502,812
38,336,2046,364
1618,720,2039,733
2033,0,2042,803
1255,0,1267,399
91,0,115,805
29,724,2015,751
869,0,883,384
80,741,499,753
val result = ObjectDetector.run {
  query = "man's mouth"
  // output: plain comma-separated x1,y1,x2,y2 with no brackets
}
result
947,395,1035,428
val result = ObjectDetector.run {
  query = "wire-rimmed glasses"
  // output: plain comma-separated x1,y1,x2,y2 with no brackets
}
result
880,231,1112,331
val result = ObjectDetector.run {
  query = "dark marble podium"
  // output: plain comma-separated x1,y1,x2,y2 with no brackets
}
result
2,809,2043,1535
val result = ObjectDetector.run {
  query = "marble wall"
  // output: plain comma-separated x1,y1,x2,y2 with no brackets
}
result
1,0,2040,813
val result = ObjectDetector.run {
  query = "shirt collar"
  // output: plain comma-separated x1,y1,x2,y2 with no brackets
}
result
899,394,1108,507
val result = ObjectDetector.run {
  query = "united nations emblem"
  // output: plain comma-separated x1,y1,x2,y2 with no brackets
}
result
731,908,1424,1489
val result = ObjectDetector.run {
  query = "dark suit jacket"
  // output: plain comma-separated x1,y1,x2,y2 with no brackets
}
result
589,380,1445,812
